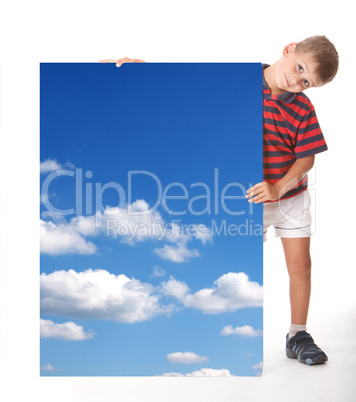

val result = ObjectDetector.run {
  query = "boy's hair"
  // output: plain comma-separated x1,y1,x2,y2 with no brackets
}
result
295,35,339,85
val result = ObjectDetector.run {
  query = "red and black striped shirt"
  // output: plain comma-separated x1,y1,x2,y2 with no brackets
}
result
263,64,328,202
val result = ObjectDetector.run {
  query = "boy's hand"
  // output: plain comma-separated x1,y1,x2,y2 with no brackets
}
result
99,57,145,67
246,182,281,204
246,157,315,204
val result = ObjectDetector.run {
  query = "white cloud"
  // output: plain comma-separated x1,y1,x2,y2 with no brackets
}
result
101,201,210,262
188,224,213,245
160,368,234,377
40,219,97,255
161,273,262,316
220,325,263,337
161,276,190,300
153,243,200,263
40,193,52,205
167,352,208,364
151,266,166,278
40,269,173,323
183,272,263,314
252,361,263,376
158,273,262,314
252,362,263,370
70,214,101,236
100,200,166,244
41,199,211,261
41,211,65,223
40,158,62,173
40,319,95,340
40,363,58,372
41,195,212,263
40,159,75,173
40,269,262,324
102,205,212,249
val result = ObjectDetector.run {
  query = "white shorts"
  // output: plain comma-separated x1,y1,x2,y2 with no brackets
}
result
263,190,312,242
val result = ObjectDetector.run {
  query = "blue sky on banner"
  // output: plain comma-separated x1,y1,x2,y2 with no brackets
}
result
40,63,263,377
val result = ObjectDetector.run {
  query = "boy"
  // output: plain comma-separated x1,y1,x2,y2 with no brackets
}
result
100,36,339,365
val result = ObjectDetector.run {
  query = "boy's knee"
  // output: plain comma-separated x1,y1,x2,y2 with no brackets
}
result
289,255,311,277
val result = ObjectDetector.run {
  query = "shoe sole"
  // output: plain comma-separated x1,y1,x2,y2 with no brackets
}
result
286,347,328,365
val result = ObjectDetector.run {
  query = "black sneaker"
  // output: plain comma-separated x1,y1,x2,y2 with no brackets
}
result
286,331,328,365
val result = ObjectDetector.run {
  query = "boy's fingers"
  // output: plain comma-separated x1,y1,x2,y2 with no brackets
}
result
116,57,132,67
116,59,126,67
98,58,127,67
246,187,264,199
247,193,260,203
247,182,263,193
99,59,117,63
248,193,266,204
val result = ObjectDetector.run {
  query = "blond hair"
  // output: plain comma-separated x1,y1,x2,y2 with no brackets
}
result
295,35,339,84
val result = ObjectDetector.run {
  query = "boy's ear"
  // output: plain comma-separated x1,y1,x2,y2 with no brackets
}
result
283,42,297,56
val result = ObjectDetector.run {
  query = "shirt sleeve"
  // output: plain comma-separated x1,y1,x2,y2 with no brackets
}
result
294,105,328,159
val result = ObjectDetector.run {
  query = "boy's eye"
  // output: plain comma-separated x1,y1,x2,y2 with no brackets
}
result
298,65,309,87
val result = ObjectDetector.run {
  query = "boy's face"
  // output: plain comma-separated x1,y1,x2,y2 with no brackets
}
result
274,43,323,93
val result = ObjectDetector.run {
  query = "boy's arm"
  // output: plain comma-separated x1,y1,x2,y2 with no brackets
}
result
99,57,146,67
246,155,315,203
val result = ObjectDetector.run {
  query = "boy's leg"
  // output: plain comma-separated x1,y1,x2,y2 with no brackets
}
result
280,237,311,325
281,236,327,364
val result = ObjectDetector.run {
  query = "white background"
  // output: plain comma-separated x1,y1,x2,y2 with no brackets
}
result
0,1,355,401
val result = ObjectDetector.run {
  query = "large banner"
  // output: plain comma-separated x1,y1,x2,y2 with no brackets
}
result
40,63,263,376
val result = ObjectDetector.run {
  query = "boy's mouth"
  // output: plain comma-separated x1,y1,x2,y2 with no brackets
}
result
285,76,290,87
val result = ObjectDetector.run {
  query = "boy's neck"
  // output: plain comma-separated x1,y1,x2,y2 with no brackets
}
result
263,63,286,96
